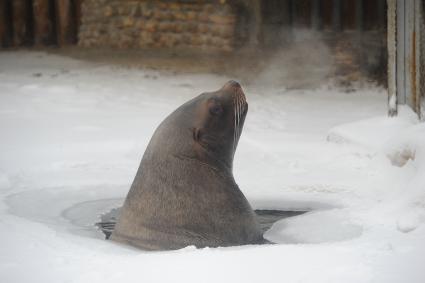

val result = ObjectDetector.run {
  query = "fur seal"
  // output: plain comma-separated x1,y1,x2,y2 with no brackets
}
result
111,80,263,250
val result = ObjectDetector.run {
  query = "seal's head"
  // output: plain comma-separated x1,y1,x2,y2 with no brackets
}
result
146,80,248,172
191,80,248,170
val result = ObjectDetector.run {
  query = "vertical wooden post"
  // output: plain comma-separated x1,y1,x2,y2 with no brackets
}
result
290,0,297,27
1,0,14,47
282,0,292,28
311,0,322,31
282,0,292,44
12,0,28,46
33,0,53,45
355,0,364,31
74,0,83,27
55,0,76,46
0,0,6,47
250,0,262,46
333,0,342,31
377,0,386,30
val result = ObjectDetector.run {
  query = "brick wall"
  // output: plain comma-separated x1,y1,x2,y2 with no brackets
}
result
79,0,237,51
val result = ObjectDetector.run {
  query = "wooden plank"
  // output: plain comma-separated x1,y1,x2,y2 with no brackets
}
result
55,0,76,46
311,0,322,30
342,0,356,30
364,0,378,30
246,0,262,46
2,0,14,47
0,0,6,47
321,0,333,30
12,0,29,46
290,0,297,26
260,0,291,47
377,0,386,30
333,0,342,31
74,0,83,28
292,0,311,28
355,0,364,31
33,0,53,45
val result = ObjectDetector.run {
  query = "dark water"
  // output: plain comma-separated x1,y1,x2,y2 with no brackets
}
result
96,208,307,240
255,209,306,233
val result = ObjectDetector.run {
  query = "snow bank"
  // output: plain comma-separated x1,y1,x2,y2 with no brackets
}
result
327,107,425,234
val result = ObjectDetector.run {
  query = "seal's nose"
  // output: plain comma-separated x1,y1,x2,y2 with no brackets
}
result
221,80,247,106
224,80,241,90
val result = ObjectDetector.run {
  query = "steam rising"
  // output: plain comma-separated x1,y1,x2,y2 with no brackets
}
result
254,30,334,89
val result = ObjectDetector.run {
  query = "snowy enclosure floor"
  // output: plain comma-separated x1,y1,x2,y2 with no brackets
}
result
1,51,425,283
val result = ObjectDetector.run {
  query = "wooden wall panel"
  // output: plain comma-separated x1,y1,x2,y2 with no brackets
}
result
341,0,356,30
321,0,333,30
364,0,379,30
13,0,29,46
0,0,6,46
293,0,312,28
33,0,53,45
55,0,77,45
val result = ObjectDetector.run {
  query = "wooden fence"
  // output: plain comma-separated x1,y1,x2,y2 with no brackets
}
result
0,0,82,47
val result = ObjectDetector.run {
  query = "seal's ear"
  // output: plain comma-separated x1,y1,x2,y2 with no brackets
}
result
192,127,202,141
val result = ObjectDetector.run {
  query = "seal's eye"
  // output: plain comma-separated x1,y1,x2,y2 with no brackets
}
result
209,104,223,116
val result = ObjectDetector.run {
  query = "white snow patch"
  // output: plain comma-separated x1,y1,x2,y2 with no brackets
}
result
265,209,363,244
1,51,425,283
327,106,418,151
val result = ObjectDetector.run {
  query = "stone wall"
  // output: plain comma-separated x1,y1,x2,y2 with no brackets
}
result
79,0,237,51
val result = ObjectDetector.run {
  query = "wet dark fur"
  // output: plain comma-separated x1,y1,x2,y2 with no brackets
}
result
111,81,263,250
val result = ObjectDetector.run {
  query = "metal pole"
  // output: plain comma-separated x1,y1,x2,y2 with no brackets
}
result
396,0,406,105
404,0,415,108
415,0,424,120
387,0,398,117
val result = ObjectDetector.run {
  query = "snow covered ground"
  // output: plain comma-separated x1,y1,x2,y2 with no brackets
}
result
1,51,425,283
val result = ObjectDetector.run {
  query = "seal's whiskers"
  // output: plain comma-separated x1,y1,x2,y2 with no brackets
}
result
233,95,237,154
232,87,247,155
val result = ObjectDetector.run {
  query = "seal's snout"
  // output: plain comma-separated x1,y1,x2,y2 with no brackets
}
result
222,80,246,103
223,80,243,94
225,80,241,90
